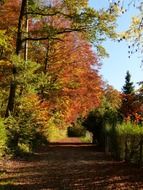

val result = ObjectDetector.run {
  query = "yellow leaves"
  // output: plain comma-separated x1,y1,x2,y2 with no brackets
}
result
119,32,129,40
132,16,141,25
122,16,142,40
64,0,88,9
0,60,12,67
112,4,122,15
19,93,50,126
0,60,13,82
130,16,142,38
19,94,40,112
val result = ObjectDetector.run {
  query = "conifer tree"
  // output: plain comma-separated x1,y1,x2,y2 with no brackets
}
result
121,71,136,121
122,71,134,94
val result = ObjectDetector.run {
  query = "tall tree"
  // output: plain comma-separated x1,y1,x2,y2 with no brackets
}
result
1,0,118,117
5,0,27,117
122,71,134,94
121,71,136,121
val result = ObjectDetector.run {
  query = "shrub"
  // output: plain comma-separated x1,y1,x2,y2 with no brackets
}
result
43,117,67,142
105,122,143,164
68,126,86,137
5,115,36,155
80,131,93,143
0,118,7,157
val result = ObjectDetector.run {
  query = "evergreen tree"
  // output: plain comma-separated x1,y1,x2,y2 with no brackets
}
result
122,71,134,94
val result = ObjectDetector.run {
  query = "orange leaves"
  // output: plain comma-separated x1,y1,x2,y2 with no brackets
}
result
19,93,50,126
0,0,20,30
0,0,20,50
104,85,122,111
44,32,103,123
120,93,143,123
0,0,103,125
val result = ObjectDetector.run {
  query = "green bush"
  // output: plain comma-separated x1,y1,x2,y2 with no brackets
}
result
0,118,7,157
68,126,86,137
5,112,45,155
105,122,143,163
80,131,93,143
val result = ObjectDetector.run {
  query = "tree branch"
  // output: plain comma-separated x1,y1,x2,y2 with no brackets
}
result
26,10,74,19
22,28,86,42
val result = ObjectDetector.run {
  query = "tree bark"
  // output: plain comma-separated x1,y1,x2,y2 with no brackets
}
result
44,43,50,73
5,81,16,117
139,139,143,167
24,0,28,62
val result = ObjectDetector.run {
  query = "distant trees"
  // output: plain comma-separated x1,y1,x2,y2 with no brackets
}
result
83,85,122,146
83,70,143,147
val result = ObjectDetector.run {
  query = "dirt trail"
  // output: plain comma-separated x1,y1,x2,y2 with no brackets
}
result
0,138,143,190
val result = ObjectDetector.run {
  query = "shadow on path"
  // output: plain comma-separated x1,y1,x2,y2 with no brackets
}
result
0,143,143,190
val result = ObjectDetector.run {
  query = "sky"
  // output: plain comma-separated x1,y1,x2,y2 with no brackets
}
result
89,0,143,91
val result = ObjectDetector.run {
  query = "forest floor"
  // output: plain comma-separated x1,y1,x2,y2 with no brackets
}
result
0,138,143,190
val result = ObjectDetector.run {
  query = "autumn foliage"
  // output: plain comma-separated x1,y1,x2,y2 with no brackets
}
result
0,0,114,155
44,33,103,122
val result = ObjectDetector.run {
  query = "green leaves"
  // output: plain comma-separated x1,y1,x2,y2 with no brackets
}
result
122,71,134,94
0,30,12,58
11,55,40,93
0,118,7,156
96,45,109,58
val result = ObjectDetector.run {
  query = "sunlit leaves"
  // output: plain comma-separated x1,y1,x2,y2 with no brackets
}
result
104,85,122,111
0,0,20,30
63,0,88,13
0,0,125,147
116,1,143,62
43,32,103,123
0,30,12,59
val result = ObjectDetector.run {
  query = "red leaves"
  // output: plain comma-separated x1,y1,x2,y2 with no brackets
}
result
121,93,143,123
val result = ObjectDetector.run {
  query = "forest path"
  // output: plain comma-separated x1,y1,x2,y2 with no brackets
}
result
0,138,143,190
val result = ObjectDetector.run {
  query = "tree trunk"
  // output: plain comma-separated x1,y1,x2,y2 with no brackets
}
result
139,139,143,167
5,0,27,117
44,43,50,73
125,137,129,162
105,135,110,155
16,0,27,56
24,0,28,62
5,81,16,117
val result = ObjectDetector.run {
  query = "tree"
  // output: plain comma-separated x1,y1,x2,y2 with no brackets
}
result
121,71,138,122
122,71,134,94
1,0,118,117
4,0,27,117
83,85,122,146
35,32,103,123
0,0,122,153
115,0,143,62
